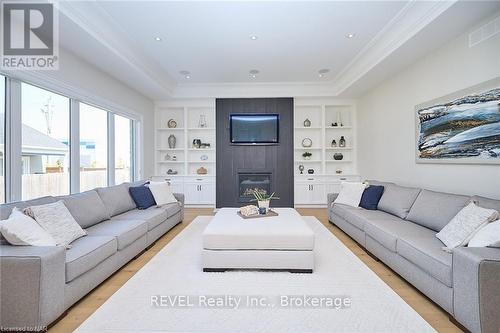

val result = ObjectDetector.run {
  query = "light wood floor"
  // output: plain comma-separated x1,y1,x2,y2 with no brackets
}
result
49,208,463,333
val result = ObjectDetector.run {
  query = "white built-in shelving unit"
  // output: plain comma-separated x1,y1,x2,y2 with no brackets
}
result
154,100,216,207
293,99,360,207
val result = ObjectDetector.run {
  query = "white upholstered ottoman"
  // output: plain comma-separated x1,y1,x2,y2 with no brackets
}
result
202,208,315,273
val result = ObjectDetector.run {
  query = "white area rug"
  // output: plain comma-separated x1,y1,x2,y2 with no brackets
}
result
75,216,436,333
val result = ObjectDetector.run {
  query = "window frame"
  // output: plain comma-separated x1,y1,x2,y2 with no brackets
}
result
0,73,141,202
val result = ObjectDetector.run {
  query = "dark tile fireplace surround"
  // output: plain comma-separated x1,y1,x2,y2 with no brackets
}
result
216,98,294,208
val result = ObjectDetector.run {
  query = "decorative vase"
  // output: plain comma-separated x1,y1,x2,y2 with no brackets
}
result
168,134,176,148
333,153,344,160
339,136,346,148
303,118,311,127
258,200,270,211
198,115,207,128
331,139,337,147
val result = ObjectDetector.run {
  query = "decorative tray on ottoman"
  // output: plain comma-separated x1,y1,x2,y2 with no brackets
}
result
237,210,279,219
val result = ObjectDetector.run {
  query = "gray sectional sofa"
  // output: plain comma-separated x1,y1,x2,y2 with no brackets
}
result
0,181,184,331
328,180,500,333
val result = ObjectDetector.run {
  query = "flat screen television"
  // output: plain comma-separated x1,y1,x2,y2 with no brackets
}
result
230,114,279,144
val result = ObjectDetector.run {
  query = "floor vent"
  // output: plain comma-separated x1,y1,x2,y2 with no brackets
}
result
469,15,500,47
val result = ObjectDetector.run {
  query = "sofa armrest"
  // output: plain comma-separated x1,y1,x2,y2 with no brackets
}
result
327,193,339,207
453,247,500,333
173,193,185,221
0,245,66,330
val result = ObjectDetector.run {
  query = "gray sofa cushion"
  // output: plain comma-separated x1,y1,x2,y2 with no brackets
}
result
472,195,500,212
333,204,400,230
377,184,421,219
60,190,110,228
112,203,181,231
86,219,147,250
96,184,137,217
364,218,435,252
406,190,470,232
397,234,452,287
365,180,394,188
0,196,57,220
65,235,117,283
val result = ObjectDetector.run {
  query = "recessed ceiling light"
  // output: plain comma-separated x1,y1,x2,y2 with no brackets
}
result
249,69,259,78
250,35,258,40
154,37,162,41
185,75,191,79
346,33,355,39
318,68,330,77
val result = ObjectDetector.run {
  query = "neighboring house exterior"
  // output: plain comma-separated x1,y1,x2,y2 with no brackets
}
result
0,117,68,174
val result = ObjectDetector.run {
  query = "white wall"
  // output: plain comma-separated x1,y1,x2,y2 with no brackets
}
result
5,48,156,179
357,20,500,199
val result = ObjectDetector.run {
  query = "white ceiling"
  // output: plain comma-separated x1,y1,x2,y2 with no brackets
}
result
56,1,500,100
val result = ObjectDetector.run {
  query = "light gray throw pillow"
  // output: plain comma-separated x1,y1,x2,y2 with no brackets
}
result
436,201,499,251
377,184,421,219
24,201,87,247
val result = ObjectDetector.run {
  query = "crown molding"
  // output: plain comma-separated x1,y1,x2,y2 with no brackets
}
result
56,1,175,97
331,0,456,96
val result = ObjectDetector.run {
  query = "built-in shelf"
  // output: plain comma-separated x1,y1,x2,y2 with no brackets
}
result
325,147,352,150
157,128,185,131
188,161,215,163
326,126,352,130
187,127,216,130
158,161,184,164
295,160,322,163
326,160,352,163
156,148,184,151
294,127,322,130
294,147,322,150
187,148,215,151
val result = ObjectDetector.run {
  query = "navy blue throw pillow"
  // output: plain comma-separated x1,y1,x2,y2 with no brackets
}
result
129,185,156,210
359,185,384,210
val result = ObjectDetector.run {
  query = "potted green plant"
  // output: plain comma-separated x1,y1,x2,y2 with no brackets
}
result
302,152,312,160
252,190,280,210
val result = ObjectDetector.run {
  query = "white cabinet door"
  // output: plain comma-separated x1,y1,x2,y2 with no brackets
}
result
183,183,200,204
294,183,310,205
199,183,215,205
309,184,326,204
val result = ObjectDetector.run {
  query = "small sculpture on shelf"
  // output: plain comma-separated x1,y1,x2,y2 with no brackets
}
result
197,166,208,175
301,138,312,148
339,136,346,148
200,154,208,161
331,139,337,147
171,154,177,161
167,119,177,128
193,139,202,148
168,134,176,148
336,169,343,174
307,169,314,174
298,164,305,174
198,115,207,128
333,153,344,160
166,169,178,175
303,118,311,127
302,152,312,160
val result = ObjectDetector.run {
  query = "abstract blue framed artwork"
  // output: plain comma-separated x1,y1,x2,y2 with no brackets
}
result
416,78,500,164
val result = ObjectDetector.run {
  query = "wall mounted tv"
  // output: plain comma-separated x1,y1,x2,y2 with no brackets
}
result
230,114,279,144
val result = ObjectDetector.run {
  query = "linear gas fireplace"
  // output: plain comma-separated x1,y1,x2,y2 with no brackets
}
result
238,173,271,203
